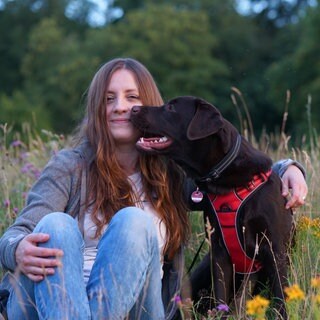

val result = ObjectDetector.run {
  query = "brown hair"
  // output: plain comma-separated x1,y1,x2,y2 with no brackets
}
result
78,58,190,259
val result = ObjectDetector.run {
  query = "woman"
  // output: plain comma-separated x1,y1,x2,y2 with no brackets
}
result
0,58,307,320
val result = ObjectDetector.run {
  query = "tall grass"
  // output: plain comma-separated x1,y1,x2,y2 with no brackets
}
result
0,123,67,234
0,95,319,319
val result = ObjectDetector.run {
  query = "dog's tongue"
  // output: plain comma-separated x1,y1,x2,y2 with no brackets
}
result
136,136,172,150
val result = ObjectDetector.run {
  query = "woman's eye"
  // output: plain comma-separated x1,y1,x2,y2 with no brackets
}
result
128,95,139,100
106,96,115,103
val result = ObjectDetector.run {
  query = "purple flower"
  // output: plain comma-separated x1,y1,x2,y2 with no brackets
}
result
3,199,10,207
21,163,41,179
11,140,22,147
174,295,182,304
216,303,229,312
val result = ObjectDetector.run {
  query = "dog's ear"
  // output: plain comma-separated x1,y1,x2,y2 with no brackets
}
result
187,98,224,140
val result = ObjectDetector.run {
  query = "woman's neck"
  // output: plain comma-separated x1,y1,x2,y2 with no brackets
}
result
115,146,140,176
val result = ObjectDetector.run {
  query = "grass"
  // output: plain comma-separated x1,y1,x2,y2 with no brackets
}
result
0,119,319,319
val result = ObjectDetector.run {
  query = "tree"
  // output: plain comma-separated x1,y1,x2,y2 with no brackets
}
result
0,1,43,94
86,4,229,104
266,5,320,138
0,0,93,95
1,17,96,132
23,18,98,132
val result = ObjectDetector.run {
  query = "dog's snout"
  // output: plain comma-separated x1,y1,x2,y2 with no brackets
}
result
131,105,142,114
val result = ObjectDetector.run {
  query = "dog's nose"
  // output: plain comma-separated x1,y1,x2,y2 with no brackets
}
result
131,105,141,114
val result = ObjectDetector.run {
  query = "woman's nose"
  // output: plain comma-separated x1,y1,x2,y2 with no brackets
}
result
114,98,130,112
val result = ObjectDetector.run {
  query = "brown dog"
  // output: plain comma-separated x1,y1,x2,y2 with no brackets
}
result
130,96,294,318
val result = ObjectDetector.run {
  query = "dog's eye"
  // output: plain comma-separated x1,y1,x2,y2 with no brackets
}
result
166,104,176,112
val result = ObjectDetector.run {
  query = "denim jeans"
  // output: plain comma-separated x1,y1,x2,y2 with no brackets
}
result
7,207,165,320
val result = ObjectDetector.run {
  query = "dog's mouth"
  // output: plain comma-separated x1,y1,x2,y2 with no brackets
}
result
136,135,173,151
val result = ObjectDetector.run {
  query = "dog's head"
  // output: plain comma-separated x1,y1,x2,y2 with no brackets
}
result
130,96,234,177
130,96,225,153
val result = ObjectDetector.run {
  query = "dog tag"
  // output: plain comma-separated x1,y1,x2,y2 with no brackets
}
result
191,188,203,203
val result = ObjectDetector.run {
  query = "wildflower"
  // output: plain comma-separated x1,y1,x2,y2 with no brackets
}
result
313,294,320,304
207,309,217,317
284,284,305,302
173,295,183,308
313,218,320,228
246,295,270,319
10,140,22,147
313,230,320,238
21,162,41,179
3,199,10,208
216,303,229,312
297,216,312,231
311,277,320,289
297,216,320,237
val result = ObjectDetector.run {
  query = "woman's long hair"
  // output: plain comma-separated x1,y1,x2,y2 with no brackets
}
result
76,58,190,259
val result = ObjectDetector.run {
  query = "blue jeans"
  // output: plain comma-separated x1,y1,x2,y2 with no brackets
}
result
7,207,165,319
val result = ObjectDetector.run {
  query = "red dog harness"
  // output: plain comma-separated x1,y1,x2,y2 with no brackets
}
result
208,170,272,274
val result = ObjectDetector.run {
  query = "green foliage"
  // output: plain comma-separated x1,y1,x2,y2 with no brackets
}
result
89,4,229,102
1,17,96,132
0,0,320,140
0,90,51,132
266,5,320,136
0,2,42,94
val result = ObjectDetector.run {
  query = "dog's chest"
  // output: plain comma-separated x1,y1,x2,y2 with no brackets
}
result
208,170,271,274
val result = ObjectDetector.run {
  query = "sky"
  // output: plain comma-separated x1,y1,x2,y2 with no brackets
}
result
87,0,122,26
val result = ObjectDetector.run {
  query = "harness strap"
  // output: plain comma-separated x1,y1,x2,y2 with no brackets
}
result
209,170,271,274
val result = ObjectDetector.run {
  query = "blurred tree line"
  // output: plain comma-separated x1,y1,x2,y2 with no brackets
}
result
0,0,319,144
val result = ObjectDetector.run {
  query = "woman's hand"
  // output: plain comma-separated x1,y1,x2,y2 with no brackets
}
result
15,233,64,282
281,165,308,209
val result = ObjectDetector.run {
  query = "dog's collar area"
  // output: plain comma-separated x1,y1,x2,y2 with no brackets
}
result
196,134,242,184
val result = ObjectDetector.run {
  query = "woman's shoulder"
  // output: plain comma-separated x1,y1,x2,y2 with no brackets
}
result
41,141,93,179
50,141,94,167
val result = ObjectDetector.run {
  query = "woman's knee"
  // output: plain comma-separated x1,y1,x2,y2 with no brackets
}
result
102,207,158,248
34,212,82,246
111,207,155,234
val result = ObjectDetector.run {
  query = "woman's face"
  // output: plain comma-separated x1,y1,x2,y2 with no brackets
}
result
106,69,142,147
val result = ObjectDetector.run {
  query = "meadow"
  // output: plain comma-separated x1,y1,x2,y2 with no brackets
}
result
0,119,319,319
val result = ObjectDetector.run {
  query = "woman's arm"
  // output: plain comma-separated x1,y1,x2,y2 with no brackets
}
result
272,159,308,209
